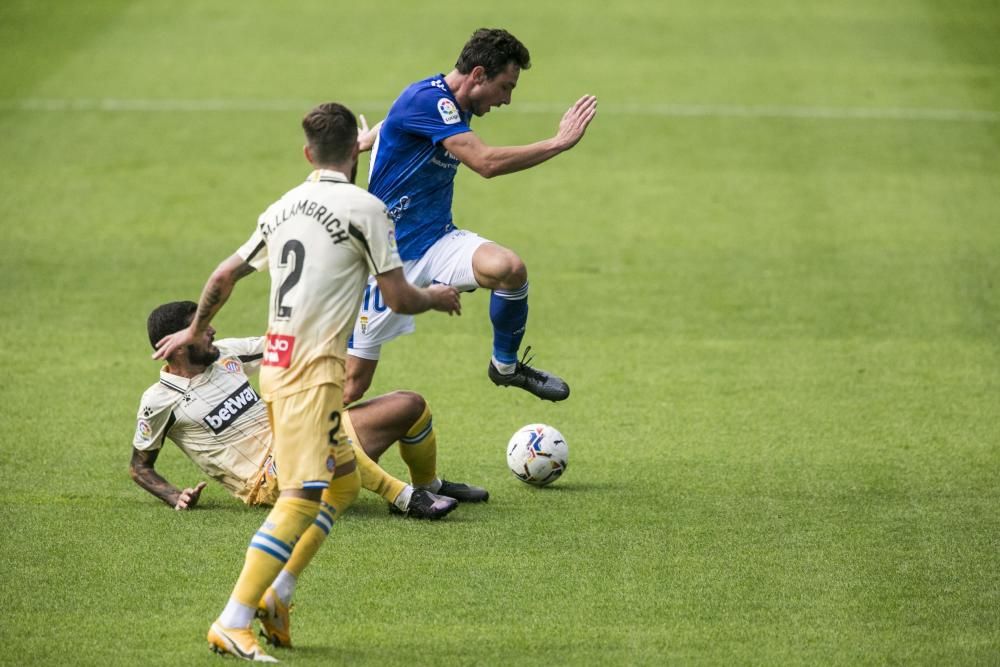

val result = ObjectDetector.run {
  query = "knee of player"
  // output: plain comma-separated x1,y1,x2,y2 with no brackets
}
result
391,390,428,424
508,257,527,285
494,253,527,288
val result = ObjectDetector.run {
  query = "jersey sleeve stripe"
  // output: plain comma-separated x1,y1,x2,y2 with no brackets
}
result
238,353,263,362
243,239,266,263
160,411,177,448
348,222,381,273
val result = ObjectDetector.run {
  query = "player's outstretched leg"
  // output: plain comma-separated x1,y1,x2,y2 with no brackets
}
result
397,400,491,502
475,245,570,401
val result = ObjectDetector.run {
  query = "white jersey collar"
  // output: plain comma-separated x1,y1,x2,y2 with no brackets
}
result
158,365,213,393
307,169,349,183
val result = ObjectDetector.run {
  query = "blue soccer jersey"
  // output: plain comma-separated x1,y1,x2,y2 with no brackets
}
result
368,74,473,260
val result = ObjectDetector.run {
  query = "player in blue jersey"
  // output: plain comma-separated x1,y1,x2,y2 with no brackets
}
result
346,27,597,405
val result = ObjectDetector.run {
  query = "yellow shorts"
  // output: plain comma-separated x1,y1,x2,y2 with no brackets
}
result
266,382,354,491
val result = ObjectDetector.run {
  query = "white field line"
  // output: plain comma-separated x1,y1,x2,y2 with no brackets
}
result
1,98,998,122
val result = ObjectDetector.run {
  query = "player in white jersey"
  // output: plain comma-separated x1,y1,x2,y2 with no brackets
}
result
152,103,461,662
131,301,487,517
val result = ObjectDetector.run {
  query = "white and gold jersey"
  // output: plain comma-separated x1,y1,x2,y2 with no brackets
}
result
237,169,402,399
132,338,273,502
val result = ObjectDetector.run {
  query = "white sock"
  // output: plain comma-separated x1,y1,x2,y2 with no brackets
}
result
218,597,256,629
393,484,414,511
417,478,443,493
271,570,297,605
492,357,516,375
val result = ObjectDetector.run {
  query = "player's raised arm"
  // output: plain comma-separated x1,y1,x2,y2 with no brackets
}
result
153,253,255,360
442,95,597,178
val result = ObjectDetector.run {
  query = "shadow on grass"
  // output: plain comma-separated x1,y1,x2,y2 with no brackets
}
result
274,644,364,663
504,480,615,493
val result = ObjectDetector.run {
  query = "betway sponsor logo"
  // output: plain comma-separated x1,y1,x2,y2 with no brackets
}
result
204,382,260,434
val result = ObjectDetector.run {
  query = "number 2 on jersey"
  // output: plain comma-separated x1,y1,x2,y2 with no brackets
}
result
275,240,305,319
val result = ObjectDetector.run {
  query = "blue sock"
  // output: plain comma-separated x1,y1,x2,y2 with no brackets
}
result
490,283,529,365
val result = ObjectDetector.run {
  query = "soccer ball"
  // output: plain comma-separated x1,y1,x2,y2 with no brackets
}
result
506,424,568,486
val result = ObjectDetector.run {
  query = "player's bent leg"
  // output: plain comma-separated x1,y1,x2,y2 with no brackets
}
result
215,492,319,657
257,467,358,647
394,398,490,504
471,242,526,291
472,246,570,401
397,400,438,487
344,394,412,507
231,494,321,608
353,443,407,504
346,390,427,459
346,393,457,519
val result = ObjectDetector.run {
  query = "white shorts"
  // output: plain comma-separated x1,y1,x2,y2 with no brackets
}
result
348,229,490,360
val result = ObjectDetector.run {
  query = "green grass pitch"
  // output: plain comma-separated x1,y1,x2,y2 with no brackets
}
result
1,1,998,665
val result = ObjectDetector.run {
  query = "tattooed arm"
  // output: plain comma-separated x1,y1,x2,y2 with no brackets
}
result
152,254,255,360
129,447,207,510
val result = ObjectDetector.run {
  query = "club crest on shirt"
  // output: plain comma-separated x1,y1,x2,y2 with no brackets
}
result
360,316,369,334
437,98,460,125
220,358,241,373
387,195,410,222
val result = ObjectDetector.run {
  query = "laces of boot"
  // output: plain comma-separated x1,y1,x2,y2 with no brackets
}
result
514,346,544,379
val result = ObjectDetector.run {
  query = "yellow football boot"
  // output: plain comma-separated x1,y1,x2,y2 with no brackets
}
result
207,621,278,663
256,587,292,648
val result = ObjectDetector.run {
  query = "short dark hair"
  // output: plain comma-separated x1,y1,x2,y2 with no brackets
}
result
455,28,531,78
302,102,358,166
147,301,197,350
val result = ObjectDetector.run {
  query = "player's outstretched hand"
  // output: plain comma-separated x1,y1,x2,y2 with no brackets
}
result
153,327,197,361
427,283,462,316
555,95,598,151
174,481,207,511
357,114,383,153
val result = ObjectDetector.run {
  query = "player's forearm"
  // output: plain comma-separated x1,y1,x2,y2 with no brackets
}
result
375,269,429,315
473,138,562,178
191,255,253,333
384,283,434,315
375,269,459,315
191,270,236,333
129,463,182,507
